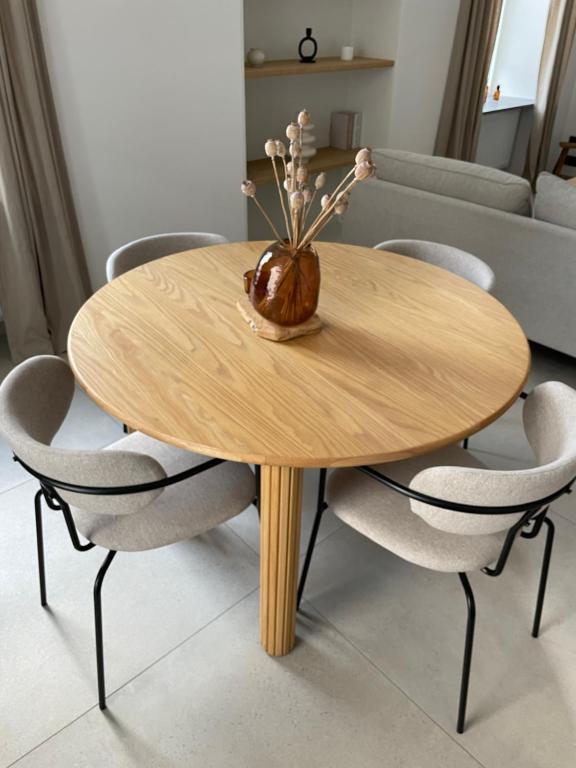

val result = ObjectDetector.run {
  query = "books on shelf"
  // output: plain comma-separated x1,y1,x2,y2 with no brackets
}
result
330,111,362,150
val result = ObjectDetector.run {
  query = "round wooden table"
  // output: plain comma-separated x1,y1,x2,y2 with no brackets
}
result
68,241,530,656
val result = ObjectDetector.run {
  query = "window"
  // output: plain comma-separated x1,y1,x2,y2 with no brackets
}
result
487,0,551,102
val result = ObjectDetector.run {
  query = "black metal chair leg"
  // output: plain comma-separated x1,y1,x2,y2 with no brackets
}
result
254,464,261,520
532,516,555,638
457,572,476,734
297,468,327,610
34,489,47,607
94,550,117,710
463,393,527,452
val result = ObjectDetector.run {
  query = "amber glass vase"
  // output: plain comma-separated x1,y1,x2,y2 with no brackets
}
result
244,240,320,327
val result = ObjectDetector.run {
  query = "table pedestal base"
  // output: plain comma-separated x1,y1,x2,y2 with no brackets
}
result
260,465,303,655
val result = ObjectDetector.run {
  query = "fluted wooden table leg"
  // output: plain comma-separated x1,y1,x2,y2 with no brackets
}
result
260,465,303,656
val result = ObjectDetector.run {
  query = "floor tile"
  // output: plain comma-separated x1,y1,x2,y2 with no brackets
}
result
527,343,576,390
303,512,576,768
467,398,533,465
0,440,29,494
0,482,258,766
11,593,482,768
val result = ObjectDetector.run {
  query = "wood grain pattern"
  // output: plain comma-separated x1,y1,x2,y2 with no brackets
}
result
247,146,356,185
68,241,530,468
259,465,303,655
245,56,394,79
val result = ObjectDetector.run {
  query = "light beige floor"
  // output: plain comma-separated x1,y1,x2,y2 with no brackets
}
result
1,343,575,768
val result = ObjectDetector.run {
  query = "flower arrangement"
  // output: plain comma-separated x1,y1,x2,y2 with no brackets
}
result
238,109,376,336
241,109,376,251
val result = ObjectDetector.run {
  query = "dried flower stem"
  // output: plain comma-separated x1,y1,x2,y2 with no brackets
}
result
298,125,305,188
251,196,282,241
293,125,307,244
302,189,317,228
271,157,292,244
281,154,290,195
298,177,360,249
300,166,357,245
289,144,296,197
321,167,355,211
280,155,294,243
243,115,374,252
292,210,299,250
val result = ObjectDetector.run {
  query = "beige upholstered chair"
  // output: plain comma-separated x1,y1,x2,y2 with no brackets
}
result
106,232,229,281
0,356,255,710
374,239,495,293
298,381,576,733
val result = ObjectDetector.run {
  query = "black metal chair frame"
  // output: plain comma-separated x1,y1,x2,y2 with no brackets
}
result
297,464,574,734
462,391,528,450
16,454,261,711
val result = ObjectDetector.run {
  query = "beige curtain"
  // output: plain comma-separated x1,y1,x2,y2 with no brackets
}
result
524,0,576,183
0,0,90,363
435,0,504,161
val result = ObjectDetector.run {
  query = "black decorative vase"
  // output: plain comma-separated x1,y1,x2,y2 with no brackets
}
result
298,28,318,63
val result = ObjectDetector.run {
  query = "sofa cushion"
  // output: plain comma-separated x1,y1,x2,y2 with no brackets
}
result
372,149,532,216
534,172,576,231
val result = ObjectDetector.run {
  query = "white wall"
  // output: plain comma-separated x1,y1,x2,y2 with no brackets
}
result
488,0,551,99
243,0,401,158
38,0,463,268
243,0,401,240
244,0,358,158
349,0,402,148
244,0,458,158
244,0,460,240
476,108,524,169
38,0,247,288
386,0,460,153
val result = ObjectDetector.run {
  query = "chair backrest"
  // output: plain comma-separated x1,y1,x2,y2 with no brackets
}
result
409,381,576,535
0,356,166,515
106,232,229,281
374,239,495,292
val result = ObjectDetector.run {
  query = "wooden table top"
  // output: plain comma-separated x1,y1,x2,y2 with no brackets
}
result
68,241,530,468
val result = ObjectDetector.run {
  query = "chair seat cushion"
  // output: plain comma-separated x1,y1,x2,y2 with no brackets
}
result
328,445,506,572
72,432,255,551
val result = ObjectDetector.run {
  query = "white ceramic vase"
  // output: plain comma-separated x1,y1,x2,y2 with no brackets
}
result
246,48,266,68
300,123,317,163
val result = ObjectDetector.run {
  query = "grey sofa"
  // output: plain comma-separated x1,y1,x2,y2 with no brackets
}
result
343,150,576,357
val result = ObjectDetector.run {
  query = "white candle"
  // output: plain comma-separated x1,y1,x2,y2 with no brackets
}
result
341,46,354,61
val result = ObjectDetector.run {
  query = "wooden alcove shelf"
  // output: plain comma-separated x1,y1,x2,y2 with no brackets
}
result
245,56,394,79
247,146,357,185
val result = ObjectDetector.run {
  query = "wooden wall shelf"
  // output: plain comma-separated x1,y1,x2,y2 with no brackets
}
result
245,56,394,79
247,146,357,185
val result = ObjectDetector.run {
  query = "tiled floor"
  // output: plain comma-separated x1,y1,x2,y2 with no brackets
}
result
1,343,575,767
